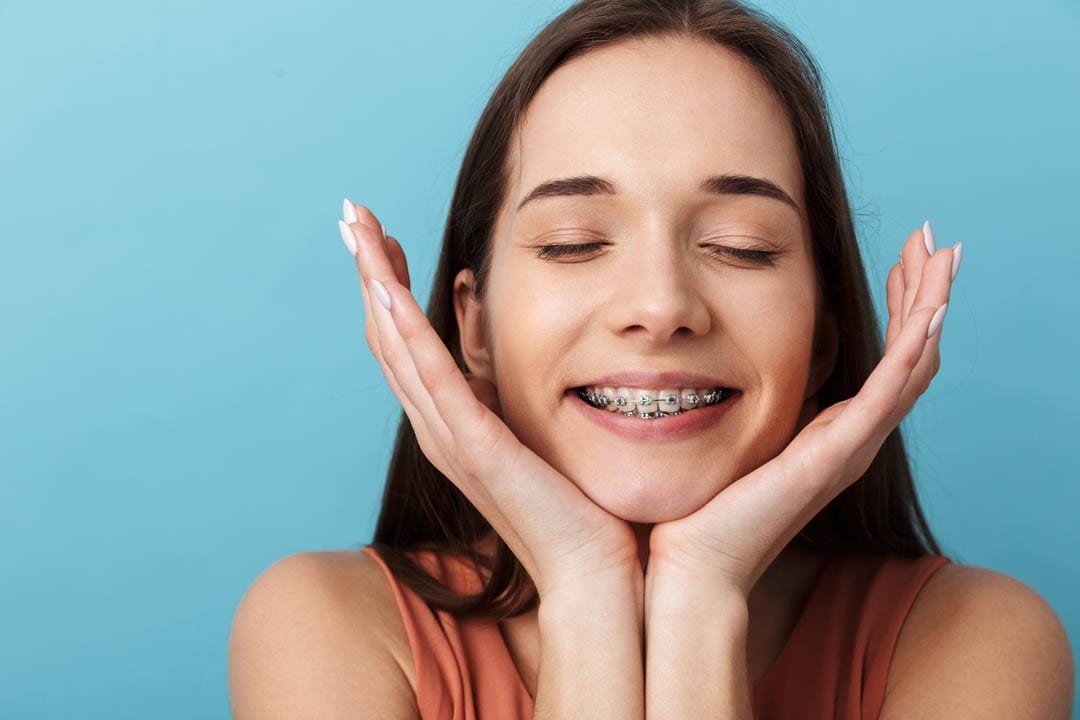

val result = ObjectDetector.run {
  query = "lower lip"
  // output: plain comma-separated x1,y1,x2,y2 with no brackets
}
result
566,388,741,441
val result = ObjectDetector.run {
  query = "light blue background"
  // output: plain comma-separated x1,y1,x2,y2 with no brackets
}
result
2,0,1077,716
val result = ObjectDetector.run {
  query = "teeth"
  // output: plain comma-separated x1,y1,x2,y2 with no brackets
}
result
657,389,681,414
579,385,728,417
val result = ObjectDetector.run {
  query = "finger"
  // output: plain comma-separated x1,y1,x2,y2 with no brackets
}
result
832,248,955,450
343,201,412,299
338,206,408,377
338,208,438,451
339,218,386,358
340,203,411,346
348,201,386,246
374,278,492,453
883,261,905,353
340,219,415,405
895,244,956,411
385,235,412,291
367,278,464,496
360,277,429,422
900,223,934,325
366,274,457,468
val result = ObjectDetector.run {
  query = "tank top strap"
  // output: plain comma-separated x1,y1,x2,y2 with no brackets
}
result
752,551,952,719
362,545,533,720
857,553,953,716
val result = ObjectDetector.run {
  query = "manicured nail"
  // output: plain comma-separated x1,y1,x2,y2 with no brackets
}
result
342,198,358,224
951,242,962,281
898,250,905,269
370,278,392,310
338,220,357,257
922,220,936,255
380,221,387,244
927,303,948,338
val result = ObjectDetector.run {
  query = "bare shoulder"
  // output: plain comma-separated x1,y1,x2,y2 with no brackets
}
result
227,549,419,719
881,561,1075,719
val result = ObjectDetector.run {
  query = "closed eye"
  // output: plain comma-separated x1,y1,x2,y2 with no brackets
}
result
534,242,607,261
707,246,779,266
534,242,779,266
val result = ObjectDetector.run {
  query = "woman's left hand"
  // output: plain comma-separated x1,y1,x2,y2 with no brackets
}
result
647,225,961,598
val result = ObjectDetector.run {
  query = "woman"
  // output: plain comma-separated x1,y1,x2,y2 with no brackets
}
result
228,1,1074,717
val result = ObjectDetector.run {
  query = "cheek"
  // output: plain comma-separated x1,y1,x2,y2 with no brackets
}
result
738,264,818,374
485,270,589,437
733,278,818,459
490,262,598,365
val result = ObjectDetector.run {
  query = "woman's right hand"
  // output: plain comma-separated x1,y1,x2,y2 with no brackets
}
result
339,201,642,600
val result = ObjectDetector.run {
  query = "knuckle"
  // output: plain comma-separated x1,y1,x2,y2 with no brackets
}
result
395,313,421,342
419,354,459,390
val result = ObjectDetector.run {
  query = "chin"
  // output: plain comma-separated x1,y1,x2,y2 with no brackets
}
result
575,469,725,523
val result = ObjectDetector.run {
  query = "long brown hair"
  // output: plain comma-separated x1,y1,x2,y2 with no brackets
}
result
368,0,944,621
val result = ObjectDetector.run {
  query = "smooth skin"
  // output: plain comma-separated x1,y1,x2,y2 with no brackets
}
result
229,36,1074,720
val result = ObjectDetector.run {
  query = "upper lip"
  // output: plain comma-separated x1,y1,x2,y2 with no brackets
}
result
572,371,739,390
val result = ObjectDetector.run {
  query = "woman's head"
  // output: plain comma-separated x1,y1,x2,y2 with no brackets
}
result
452,33,837,522
373,0,940,616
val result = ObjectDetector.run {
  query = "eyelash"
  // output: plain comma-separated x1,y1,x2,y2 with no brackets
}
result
535,242,779,266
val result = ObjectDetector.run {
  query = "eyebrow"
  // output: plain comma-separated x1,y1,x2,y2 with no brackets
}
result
515,172,800,215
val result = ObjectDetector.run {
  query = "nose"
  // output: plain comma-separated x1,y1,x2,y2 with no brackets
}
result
604,231,712,345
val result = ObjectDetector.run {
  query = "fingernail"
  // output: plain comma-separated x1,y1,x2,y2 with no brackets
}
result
951,242,962,281
380,221,387,245
342,198,358,224
338,220,357,257
927,302,948,338
370,278,392,310
923,219,936,255
898,250,905,269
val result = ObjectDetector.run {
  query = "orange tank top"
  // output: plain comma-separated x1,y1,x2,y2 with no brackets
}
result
362,545,952,720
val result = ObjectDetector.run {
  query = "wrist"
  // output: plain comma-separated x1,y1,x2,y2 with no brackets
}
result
645,560,750,622
538,566,645,628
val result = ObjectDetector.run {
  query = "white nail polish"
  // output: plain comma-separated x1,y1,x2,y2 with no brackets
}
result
338,220,357,256
951,242,962,281
927,303,948,338
370,278,392,310
923,220,936,255
342,198,358,224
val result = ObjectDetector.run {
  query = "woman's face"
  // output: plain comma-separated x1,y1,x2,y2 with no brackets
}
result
455,35,836,523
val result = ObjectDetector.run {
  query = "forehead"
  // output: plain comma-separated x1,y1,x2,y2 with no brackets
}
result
507,35,802,208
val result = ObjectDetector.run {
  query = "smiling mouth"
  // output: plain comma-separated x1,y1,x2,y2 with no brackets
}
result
570,386,739,419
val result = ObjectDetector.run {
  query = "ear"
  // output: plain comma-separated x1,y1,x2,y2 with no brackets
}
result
805,301,838,400
453,268,494,382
